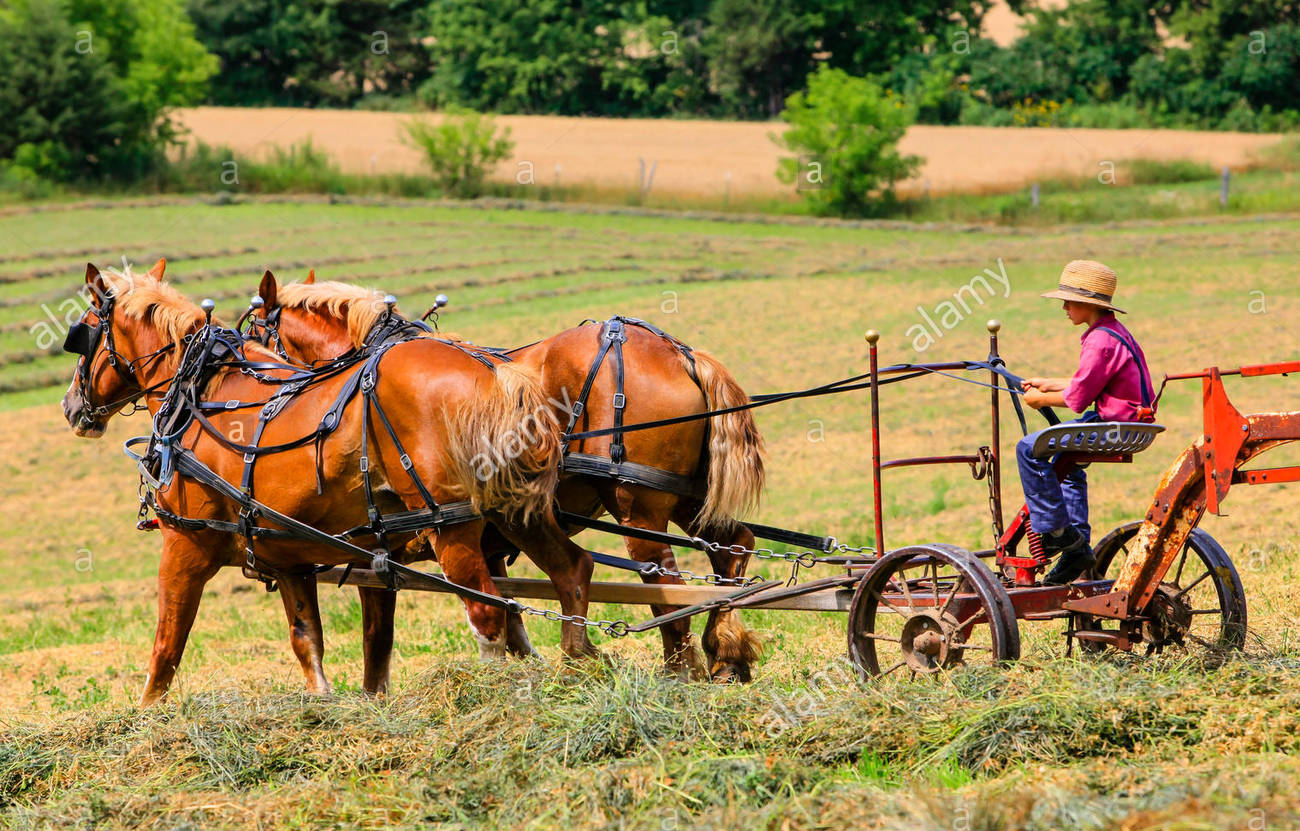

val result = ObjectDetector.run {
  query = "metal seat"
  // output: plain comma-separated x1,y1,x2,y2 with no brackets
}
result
1030,422,1165,459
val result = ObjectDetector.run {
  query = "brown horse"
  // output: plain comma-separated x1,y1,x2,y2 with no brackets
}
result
61,261,598,705
253,272,767,681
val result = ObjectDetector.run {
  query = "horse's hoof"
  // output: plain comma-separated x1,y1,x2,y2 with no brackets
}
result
709,662,751,684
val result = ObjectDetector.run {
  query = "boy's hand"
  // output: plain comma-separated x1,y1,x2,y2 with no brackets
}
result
1022,377,1067,392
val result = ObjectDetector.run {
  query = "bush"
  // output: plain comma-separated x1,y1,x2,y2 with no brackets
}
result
402,110,514,199
774,66,921,218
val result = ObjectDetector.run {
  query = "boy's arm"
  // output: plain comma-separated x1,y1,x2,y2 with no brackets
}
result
1024,388,1067,409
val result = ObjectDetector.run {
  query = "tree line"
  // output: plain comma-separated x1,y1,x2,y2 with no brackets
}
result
1,0,1297,186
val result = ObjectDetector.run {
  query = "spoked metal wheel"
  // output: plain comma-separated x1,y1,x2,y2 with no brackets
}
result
847,543,1020,679
1084,521,1248,652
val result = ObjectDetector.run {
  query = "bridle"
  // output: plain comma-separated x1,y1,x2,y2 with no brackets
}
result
236,297,293,362
63,294,182,424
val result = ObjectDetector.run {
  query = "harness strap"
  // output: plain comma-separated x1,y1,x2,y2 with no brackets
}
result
607,319,627,464
367,382,443,514
560,452,706,498
357,368,393,553
562,319,619,453
556,509,714,552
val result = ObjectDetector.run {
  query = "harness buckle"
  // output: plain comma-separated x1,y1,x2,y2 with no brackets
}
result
571,402,585,418
361,371,375,392
225,400,239,410
243,452,255,464
359,456,370,473
400,454,414,470
612,393,626,409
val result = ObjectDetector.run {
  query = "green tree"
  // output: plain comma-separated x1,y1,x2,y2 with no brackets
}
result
774,66,920,218
705,0,984,119
421,0,613,113
187,0,430,107
705,0,823,118
0,0,212,180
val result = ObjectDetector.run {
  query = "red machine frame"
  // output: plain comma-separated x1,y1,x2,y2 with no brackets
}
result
863,321,1300,652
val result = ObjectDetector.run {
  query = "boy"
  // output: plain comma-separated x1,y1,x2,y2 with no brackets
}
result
1017,260,1155,585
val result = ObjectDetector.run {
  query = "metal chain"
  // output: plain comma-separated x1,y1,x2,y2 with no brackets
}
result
704,539,876,568
639,558,764,586
519,605,630,637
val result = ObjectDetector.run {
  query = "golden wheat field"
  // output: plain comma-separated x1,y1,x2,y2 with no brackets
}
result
175,106,1285,200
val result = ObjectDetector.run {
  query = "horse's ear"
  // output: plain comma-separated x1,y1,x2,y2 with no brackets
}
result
304,269,316,284
84,263,109,304
259,270,278,310
148,258,166,279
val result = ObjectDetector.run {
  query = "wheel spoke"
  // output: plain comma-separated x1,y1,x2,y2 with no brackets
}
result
1172,545,1190,586
1173,569,1212,600
937,574,966,619
872,589,909,618
857,631,901,642
1188,608,1223,616
881,661,906,676
897,564,915,609
956,643,992,652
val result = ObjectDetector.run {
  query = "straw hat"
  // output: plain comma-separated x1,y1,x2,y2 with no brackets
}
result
1041,260,1126,314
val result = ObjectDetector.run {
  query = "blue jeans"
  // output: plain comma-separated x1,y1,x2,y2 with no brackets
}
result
1015,413,1098,544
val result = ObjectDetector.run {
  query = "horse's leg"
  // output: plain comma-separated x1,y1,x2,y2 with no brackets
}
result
486,555,538,658
277,572,331,695
673,502,762,683
498,516,598,660
479,524,536,658
359,586,396,695
603,483,706,680
434,522,511,659
142,531,224,706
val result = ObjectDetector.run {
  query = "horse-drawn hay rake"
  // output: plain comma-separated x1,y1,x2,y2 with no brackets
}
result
304,319,1288,677
64,261,1297,694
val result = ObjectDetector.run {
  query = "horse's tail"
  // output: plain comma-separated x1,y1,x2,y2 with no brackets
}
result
686,348,765,532
445,362,560,524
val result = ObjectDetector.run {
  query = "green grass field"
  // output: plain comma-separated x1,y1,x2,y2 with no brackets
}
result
2,198,1300,829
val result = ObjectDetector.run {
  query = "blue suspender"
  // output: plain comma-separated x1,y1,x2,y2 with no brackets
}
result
1094,326,1153,408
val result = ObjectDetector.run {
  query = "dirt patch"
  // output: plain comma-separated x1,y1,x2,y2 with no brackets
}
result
175,106,1284,199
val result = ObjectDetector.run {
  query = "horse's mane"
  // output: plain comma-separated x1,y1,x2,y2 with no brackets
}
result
277,280,388,349
100,266,204,373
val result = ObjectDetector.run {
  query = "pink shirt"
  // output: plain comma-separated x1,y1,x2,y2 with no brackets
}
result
1062,313,1155,421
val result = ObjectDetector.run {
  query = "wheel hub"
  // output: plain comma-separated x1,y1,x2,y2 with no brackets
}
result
1142,583,1193,653
899,612,959,673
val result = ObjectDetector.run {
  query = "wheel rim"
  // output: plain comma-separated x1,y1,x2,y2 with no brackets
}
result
848,545,1017,679
1088,523,1247,651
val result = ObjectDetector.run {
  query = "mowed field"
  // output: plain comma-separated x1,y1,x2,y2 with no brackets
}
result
2,198,1300,828
176,106,1286,199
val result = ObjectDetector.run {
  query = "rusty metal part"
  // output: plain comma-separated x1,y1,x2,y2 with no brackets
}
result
1058,587,1130,620
1141,584,1192,654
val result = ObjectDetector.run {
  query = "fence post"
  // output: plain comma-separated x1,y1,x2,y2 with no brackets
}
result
1220,166,1230,207
1031,182,1040,208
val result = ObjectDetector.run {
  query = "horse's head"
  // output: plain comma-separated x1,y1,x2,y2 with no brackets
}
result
252,270,396,364
61,259,201,437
